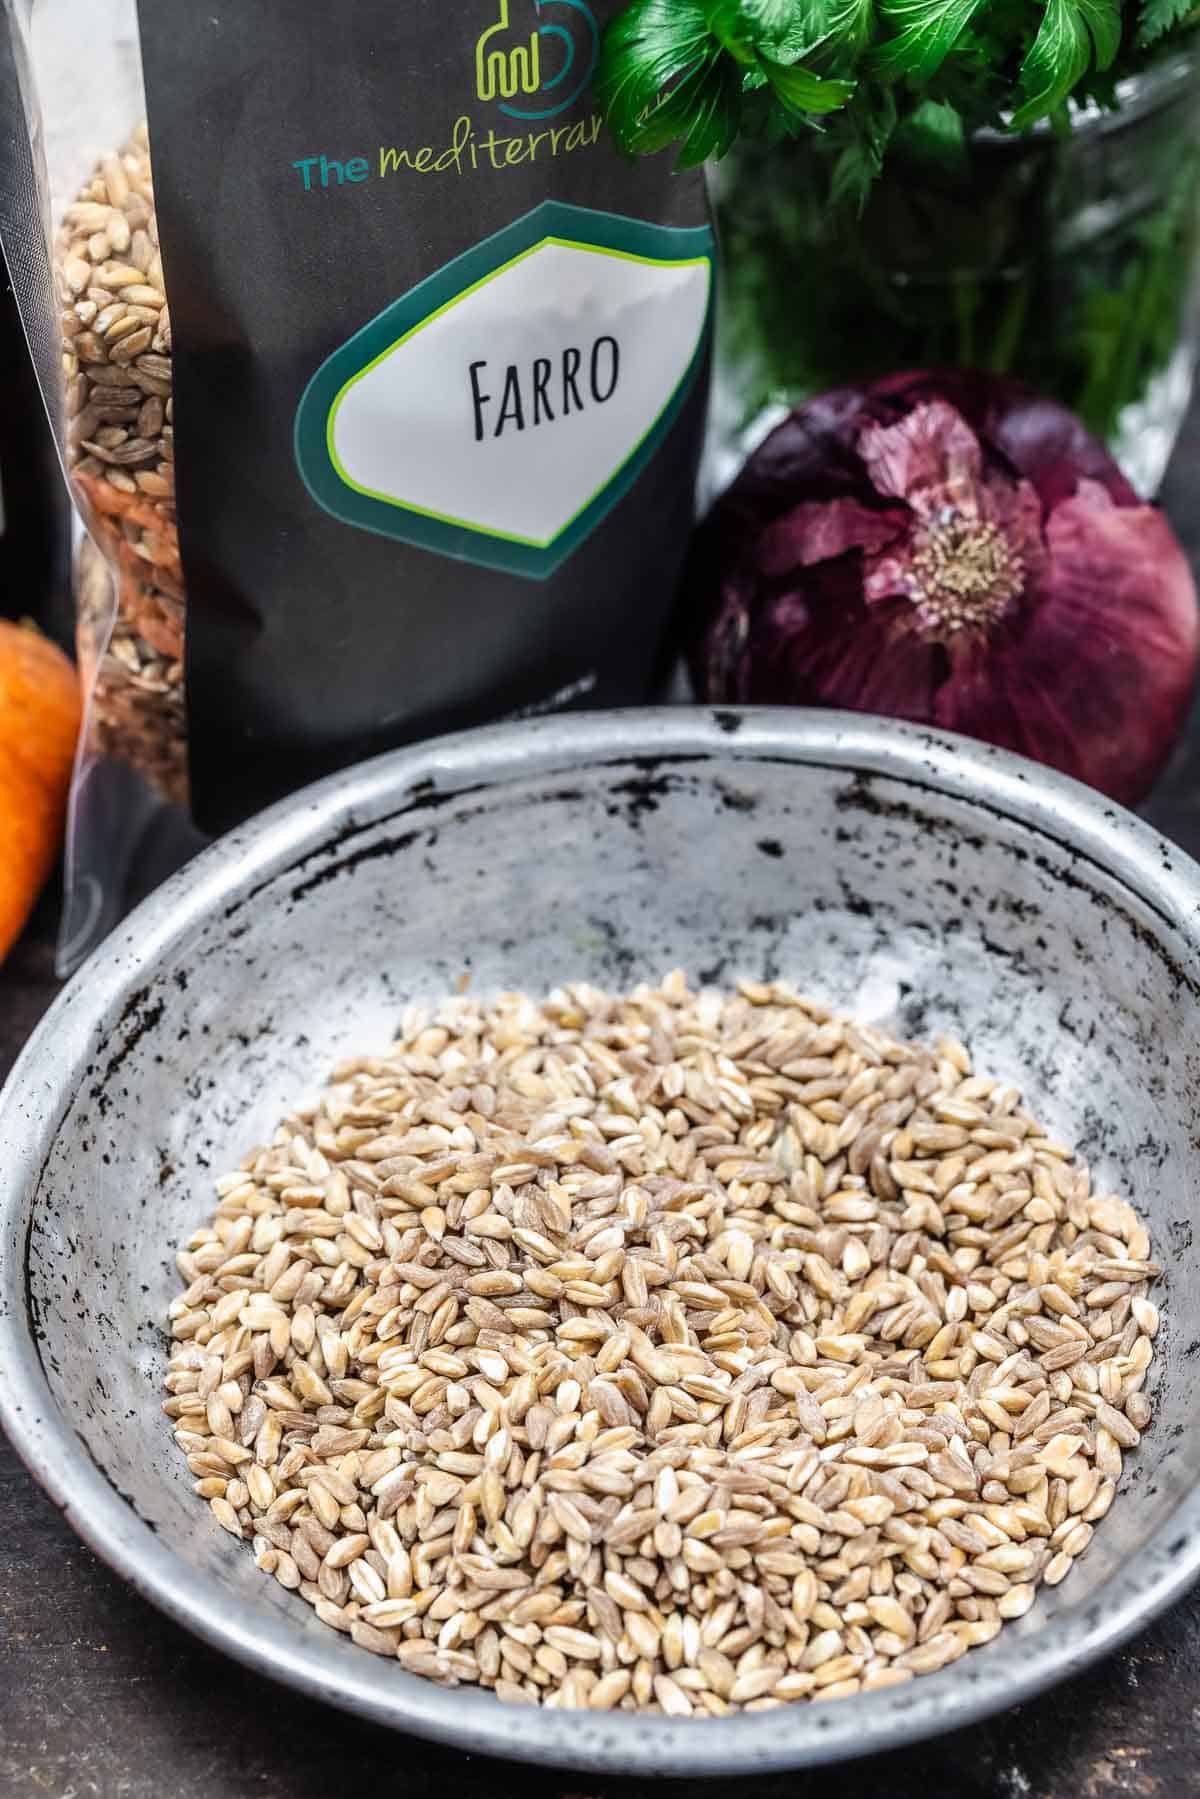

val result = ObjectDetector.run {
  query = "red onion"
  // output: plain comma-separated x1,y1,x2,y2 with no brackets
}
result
690,371,1199,805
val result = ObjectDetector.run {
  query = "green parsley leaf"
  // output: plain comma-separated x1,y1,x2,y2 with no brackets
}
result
829,86,898,210
1075,0,1121,68
826,0,878,55
597,0,1192,190
830,139,882,210
734,0,804,38
1138,0,1197,43
598,0,743,163
894,96,968,170
870,0,990,83
1012,0,1118,127
760,54,857,112
700,0,767,63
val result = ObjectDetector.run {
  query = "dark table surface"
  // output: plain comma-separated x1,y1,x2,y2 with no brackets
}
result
4,422,1200,1799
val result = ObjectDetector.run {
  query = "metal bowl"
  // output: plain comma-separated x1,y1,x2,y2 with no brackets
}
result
2,709,1199,1775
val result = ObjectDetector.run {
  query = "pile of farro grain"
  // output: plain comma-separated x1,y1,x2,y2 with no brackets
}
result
163,974,1159,1713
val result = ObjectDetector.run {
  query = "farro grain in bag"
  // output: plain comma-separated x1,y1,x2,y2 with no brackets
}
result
8,0,713,970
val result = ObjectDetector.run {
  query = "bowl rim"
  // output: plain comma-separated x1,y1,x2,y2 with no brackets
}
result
2,704,1199,1775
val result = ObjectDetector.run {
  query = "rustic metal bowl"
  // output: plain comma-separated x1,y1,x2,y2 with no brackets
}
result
2,709,1198,1775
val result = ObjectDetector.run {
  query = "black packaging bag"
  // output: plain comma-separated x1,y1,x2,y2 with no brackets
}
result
2,0,713,968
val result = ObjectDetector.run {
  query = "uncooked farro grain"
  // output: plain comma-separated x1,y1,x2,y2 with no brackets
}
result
164,973,1160,1713
56,124,186,806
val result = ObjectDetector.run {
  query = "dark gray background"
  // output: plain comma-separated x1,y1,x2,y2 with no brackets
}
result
2,401,1199,1796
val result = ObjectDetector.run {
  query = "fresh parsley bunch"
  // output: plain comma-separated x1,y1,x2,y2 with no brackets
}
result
599,0,1197,201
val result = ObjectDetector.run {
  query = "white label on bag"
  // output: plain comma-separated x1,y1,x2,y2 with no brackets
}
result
296,203,714,580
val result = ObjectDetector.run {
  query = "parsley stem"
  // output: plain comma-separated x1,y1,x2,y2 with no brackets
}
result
986,274,1032,376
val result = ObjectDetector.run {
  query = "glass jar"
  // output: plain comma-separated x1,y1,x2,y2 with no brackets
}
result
708,54,1200,498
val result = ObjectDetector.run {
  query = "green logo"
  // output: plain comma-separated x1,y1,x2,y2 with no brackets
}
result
475,0,600,122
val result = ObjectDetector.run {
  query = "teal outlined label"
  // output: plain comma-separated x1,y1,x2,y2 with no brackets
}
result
294,201,714,581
